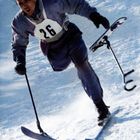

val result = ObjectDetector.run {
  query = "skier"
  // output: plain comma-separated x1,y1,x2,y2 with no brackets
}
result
12,0,110,125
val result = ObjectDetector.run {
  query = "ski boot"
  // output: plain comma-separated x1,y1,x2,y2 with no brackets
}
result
95,99,110,126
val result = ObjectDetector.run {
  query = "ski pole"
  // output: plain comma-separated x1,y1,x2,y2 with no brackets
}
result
103,36,136,91
25,73,48,135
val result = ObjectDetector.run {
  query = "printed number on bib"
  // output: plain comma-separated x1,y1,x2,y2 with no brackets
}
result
34,19,62,40
39,25,56,39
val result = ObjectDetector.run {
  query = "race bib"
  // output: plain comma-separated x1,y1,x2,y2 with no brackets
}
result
34,18,63,40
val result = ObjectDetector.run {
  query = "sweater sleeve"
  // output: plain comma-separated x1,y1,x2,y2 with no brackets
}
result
60,0,97,18
11,15,29,62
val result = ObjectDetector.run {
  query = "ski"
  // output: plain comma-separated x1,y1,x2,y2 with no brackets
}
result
21,126,56,140
90,17,127,52
85,107,120,140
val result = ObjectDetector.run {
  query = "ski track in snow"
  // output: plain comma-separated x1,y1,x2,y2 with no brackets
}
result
0,0,140,140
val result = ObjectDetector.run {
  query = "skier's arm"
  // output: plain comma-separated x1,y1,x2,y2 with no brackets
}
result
60,0,110,29
11,18,29,75
60,0,96,18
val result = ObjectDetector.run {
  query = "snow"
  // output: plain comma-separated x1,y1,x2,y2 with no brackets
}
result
0,0,140,140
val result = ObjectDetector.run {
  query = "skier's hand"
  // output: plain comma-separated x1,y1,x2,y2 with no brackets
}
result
14,55,26,75
15,63,26,75
90,12,110,29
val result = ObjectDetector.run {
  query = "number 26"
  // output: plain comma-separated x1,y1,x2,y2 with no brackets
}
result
39,25,56,39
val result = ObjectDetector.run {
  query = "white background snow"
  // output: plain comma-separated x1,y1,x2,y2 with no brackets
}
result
0,0,140,140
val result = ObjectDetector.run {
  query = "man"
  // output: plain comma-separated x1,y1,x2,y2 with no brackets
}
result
12,0,110,125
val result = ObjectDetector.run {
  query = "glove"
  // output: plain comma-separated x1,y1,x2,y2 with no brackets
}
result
15,63,26,75
15,56,26,75
89,12,110,29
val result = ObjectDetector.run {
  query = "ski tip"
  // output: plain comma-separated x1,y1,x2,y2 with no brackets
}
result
21,126,29,135
21,126,57,140
21,126,35,136
21,126,26,132
118,17,127,20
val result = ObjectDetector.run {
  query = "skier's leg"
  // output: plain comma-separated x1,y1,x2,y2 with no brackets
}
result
76,60,103,103
69,36,110,122
69,36,103,103
75,59,110,123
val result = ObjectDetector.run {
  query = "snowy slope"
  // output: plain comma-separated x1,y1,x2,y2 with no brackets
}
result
0,0,140,140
